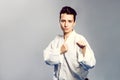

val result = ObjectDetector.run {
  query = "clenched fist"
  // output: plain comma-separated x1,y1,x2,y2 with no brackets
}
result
76,40,86,57
76,40,86,49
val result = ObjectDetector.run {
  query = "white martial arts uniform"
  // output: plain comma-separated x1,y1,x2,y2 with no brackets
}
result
44,30,96,80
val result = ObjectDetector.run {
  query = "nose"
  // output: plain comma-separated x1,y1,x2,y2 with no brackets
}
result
65,22,68,27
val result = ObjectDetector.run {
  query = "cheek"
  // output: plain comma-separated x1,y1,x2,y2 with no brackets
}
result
60,23,65,27
70,24,74,28
60,24,64,29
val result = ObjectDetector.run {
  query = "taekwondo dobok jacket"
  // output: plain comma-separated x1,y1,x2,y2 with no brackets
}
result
44,30,96,80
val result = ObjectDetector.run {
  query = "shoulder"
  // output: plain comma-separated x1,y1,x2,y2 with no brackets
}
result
74,31,85,38
52,34,63,42
74,31,86,42
55,34,63,39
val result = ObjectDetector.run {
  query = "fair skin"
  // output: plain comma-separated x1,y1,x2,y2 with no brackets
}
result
60,13,86,56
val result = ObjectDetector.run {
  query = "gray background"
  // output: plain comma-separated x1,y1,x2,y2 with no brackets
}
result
0,0,120,80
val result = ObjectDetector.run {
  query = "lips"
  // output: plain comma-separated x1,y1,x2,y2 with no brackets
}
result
64,28,69,30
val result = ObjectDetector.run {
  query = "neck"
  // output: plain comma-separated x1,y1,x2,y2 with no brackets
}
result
63,30,73,41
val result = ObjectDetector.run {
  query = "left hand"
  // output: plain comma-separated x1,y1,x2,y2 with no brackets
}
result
76,40,86,49
76,40,86,57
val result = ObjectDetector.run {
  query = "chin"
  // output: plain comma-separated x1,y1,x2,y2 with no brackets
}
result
64,31,70,34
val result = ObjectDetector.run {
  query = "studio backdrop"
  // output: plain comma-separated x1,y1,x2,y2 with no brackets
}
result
0,0,120,80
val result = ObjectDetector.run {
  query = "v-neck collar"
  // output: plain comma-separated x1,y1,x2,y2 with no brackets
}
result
62,30,76,43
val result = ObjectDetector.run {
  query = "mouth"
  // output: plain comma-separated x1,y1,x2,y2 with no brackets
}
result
64,28,69,30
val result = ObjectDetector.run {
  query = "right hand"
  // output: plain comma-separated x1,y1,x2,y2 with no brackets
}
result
60,44,68,54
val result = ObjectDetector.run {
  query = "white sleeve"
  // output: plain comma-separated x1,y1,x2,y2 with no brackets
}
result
77,35,96,70
43,37,62,65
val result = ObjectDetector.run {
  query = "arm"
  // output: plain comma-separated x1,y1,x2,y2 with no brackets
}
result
43,37,62,65
76,36,96,70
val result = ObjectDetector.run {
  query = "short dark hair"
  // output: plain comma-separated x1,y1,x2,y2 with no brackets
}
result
60,6,77,21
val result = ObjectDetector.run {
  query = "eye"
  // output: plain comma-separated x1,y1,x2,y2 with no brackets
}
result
60,20,65,22
68,20,72,23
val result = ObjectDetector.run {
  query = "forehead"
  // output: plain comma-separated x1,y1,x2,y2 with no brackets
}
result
60,13,74,20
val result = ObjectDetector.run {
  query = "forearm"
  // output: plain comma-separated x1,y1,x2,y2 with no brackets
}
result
44,48,62,65
78,46,96,70
81,46,86,57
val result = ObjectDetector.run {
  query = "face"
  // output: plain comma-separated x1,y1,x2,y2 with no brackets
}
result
60,13,75,34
